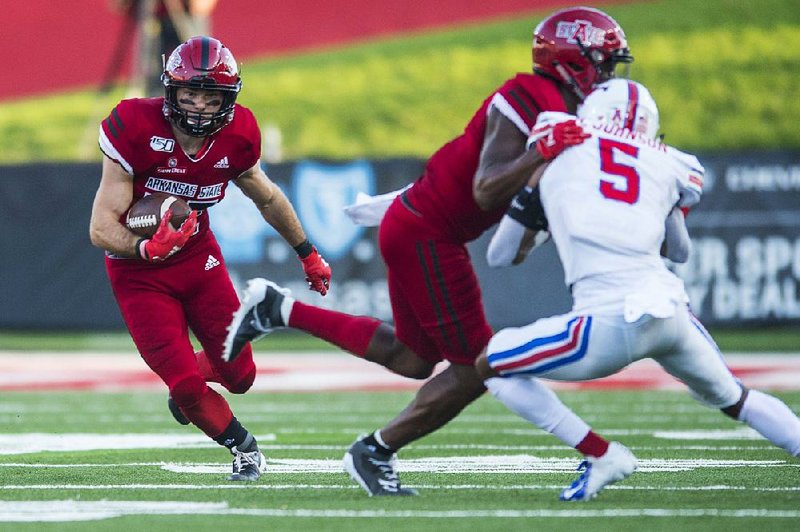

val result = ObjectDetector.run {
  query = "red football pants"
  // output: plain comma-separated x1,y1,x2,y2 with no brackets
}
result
378,199,493,365
105,233,255,395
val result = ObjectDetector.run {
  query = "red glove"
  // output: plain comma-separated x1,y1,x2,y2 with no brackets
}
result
136,210,198,262
535,119,591,160
299,246,331,296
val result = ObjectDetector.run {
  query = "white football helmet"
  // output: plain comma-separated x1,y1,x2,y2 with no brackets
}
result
578,79,660,139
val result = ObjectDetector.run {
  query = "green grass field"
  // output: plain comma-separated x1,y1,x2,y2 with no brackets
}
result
0,386,797,530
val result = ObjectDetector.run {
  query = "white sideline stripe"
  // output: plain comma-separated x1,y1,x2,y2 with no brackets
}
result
1,484,799,493
1,456,795,474
0,500,799,522
0,428,775,455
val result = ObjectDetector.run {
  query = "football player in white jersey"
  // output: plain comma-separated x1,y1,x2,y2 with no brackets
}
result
474,79,800,501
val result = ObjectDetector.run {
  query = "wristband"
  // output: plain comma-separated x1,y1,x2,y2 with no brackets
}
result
135,238,147,260
293,239,314,259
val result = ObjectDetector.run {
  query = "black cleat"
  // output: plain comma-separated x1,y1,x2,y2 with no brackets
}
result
223,278,292,362
228,446,267,481
344,437,418,496
167,395,190,425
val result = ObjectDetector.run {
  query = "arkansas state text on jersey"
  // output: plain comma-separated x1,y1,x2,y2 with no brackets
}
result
99,98,261,251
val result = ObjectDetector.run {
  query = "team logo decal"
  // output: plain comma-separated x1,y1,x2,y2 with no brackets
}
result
150,136,175,153
556,20,605,46
293,160,375,261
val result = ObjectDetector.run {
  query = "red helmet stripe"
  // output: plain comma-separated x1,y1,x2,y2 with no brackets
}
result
625,81,639,131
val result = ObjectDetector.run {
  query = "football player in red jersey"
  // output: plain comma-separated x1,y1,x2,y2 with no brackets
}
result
225,7,632,495
89,36,331,482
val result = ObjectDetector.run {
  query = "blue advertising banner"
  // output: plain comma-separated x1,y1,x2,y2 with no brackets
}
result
0,152,798,330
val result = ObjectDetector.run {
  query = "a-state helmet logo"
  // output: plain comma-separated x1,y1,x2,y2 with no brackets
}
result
556,20,605,46
293,160,374,261
150,136,175,153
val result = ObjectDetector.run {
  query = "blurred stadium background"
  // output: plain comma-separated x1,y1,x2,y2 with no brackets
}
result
1,0,799,346
0,1,799,528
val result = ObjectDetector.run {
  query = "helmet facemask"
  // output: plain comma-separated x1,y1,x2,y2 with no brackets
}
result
555,38,634,100
163,80,241,137
161,36,243,137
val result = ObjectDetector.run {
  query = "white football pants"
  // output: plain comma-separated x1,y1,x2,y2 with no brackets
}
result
486,304,742,409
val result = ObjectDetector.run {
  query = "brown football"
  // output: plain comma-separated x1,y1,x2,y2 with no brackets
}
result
126,193,192,238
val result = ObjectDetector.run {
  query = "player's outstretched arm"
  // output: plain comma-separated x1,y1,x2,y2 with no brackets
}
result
234,163,331,295
473,107,545,212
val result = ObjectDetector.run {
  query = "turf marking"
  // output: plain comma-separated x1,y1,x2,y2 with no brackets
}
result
1,484,798,492
0,430,777,455
0,500,799,522
0,456,795,474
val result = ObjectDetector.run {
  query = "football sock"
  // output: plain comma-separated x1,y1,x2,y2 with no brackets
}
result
738,389,800,456
288,302,382,357
485,376,592,448
214,417,258,452
362,431,394,455
576,431,610,458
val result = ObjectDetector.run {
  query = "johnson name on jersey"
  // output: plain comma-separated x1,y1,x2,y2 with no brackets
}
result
536,111,705,289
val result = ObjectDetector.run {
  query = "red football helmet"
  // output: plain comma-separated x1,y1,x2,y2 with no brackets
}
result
162,36,242,137
533,7,633,100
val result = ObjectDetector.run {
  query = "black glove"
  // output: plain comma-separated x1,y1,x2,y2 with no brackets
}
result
508,186,548,232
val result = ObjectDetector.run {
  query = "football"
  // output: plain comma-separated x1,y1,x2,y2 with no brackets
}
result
126,193,192,238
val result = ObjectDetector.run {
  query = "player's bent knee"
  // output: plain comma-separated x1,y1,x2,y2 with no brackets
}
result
226,367,256,394
474,351,496,381
170,374,208,408
368,332,435,379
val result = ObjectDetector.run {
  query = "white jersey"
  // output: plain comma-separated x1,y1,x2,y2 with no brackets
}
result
537,112,704,317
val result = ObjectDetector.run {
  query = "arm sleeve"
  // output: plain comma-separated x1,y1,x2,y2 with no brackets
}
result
663,206,691,263
669,147,704,209
487,215,529,268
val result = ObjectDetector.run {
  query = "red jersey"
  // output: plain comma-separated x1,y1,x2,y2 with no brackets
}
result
403,73,567,242
99,97,260,253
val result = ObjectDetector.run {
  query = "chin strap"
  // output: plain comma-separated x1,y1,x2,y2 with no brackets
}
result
552,60,586,100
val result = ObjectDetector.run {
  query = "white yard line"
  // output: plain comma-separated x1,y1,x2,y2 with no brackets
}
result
0,500,798,522
0,455,796,474
1,483,798,492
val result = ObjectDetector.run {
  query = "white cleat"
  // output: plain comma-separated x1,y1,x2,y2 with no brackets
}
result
222,278,292,362
560,442,637,501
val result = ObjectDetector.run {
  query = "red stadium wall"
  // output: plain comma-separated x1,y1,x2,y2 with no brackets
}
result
1,0,625,101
